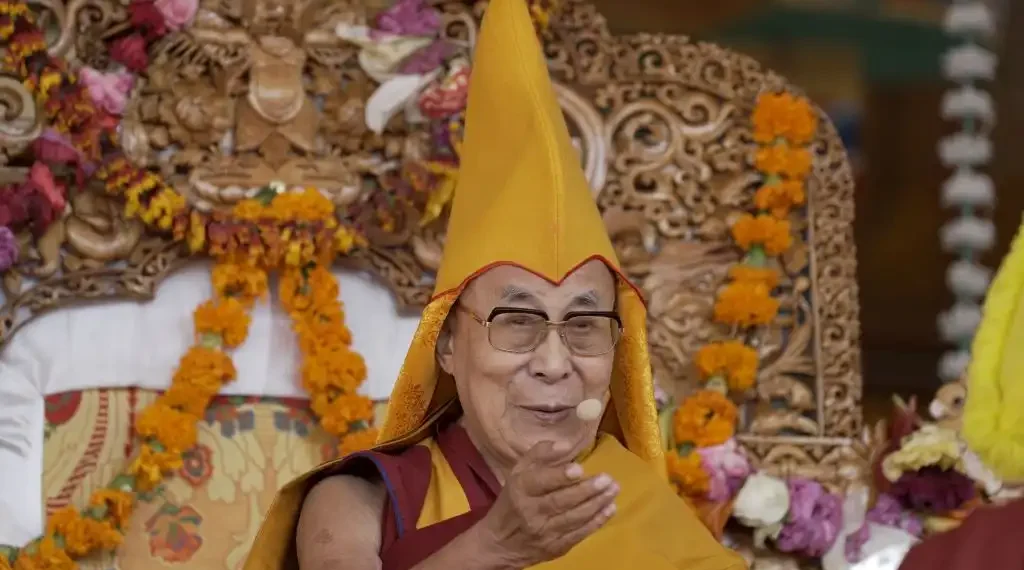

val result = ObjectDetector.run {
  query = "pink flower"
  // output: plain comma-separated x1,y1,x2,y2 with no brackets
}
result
25,162,66,212
154,0,197,31
79,67,134,116
0,226,19,272
776,478,843,557
374,0,440,37
697,439,751,501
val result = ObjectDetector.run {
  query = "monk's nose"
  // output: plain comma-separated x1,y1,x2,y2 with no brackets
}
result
528,328,572,383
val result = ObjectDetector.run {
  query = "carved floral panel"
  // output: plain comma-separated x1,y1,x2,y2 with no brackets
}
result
0,0,863,487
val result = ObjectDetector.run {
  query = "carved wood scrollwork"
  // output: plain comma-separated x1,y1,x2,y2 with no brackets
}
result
0,0,864,488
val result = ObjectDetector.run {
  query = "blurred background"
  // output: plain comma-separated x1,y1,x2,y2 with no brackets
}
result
593,0,1021,409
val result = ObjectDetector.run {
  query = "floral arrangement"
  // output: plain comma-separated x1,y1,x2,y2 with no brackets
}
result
658,92,989,565
664,90,814,511
0,0,559,277
0,187,375,570
0,0,565,566
662,91,874,560
661,92,1008,564
867,392,1016,537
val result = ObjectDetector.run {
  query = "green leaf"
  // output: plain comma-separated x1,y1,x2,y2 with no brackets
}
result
0,546,19,564
199,332,224,349
254,186,278,206
745,245,767,267
349,420,369,432
109,474,136,492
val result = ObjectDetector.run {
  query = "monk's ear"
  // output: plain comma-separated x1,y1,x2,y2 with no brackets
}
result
436,315,456,375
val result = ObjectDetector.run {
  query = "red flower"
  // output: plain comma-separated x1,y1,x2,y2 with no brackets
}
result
178,444,213,487
130,0,168,39
890,467,976,514
418,67,470,119
109,34,149,72
0,187,29,227
146,503,204,563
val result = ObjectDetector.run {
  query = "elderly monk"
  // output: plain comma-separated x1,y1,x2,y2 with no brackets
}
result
242,0,745,569
895,215,1024,570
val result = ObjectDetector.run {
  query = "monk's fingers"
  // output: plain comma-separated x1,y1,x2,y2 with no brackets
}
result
521,440,572,467
545,483,618,533
538,474,618,515
518,463,586,496
545,493,617,549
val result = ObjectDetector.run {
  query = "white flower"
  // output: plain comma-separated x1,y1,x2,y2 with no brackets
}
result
732,472,790,528
269,180,287,194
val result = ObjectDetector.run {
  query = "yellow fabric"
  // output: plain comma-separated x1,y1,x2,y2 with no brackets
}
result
963,214,1024,483
543,434,744,569
431,0,617,296
415,437,471,529
411,432,744,570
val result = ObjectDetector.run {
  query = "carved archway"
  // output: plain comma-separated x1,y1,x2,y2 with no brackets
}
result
0,0,863,488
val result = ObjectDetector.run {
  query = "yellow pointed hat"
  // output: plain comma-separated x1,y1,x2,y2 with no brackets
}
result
377,0,663,472
962,214,1024,483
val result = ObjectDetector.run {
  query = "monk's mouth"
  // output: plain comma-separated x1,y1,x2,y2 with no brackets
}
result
518,405,572,423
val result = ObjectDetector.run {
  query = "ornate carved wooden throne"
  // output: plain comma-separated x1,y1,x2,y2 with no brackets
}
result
0,0,864,563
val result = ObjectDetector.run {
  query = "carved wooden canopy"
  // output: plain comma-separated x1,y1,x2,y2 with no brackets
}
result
0,0,864,487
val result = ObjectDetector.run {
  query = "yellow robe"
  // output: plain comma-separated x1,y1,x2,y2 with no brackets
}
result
244,424,746,570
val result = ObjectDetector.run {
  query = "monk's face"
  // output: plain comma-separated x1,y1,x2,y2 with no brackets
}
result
438,260,617,471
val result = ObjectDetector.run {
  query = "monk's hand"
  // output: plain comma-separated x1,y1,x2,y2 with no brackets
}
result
479,441,619,568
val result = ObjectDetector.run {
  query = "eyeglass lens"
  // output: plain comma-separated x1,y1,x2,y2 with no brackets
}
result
488,311,620,355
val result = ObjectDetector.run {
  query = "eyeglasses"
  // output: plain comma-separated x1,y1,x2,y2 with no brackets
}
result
457,306,623,356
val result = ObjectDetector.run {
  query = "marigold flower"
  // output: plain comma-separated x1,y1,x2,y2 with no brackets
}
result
752,92,818,146
13,537,75,570
714,281,780,328
666,450,710,497
728,266,780,289
694,341,759,392
731,214,792,256
301,348,367,396
172,345,237,394
136,403,198,453
754,179,806,218
193,297,251,348
44,507,123,557
129,445,183,492
186,210,207,252
89,489,134,528
211,263,268,306
316,393,375,438
755,145,812,180
673,390,738,448
339,428,380,456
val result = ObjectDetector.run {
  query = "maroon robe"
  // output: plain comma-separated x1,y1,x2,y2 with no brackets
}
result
334,422,501,570
899,498,1024,570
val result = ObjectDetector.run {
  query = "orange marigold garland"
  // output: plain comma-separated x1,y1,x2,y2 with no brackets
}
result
280,264,378,455
666,91,816,507
1,189,375,566
0,262,248,567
